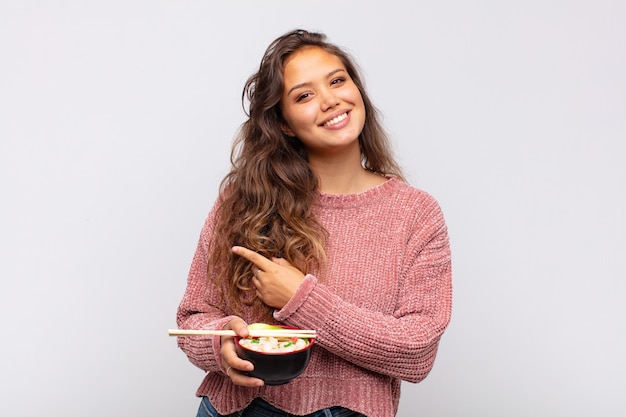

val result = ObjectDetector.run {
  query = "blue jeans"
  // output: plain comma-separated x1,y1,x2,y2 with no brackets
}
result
196,396,366,417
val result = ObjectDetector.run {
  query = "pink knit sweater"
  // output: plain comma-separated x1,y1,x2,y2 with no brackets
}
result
176,177,452,417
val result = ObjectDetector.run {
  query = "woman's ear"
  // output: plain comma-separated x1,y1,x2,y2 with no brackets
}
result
281,123,295,137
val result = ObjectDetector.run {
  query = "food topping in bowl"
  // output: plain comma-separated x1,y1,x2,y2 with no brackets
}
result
239,336,310,353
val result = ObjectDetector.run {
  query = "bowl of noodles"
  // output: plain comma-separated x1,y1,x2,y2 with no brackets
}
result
234,325,315,385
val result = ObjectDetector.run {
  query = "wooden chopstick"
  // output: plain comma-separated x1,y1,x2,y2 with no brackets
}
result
168,329,317,338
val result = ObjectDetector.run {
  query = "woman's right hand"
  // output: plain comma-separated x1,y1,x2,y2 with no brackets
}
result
220,317,265,387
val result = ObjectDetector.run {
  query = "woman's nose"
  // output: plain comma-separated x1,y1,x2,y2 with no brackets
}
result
320,88,340,111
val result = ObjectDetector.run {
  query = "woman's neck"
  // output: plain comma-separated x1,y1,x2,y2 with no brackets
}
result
309,153,386,195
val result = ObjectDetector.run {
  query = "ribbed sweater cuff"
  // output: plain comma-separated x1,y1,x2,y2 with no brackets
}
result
273,274,318,321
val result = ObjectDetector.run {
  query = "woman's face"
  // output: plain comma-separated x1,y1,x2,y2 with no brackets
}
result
280,46,365,159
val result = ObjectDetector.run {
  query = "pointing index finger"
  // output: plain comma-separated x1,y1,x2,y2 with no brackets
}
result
231,246,273,270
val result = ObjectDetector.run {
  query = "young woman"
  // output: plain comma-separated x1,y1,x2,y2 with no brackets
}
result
176,29,452,417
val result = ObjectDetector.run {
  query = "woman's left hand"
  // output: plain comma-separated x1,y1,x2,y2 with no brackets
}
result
231,246,305,309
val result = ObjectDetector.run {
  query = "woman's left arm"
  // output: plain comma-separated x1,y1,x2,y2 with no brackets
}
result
274,199,453,383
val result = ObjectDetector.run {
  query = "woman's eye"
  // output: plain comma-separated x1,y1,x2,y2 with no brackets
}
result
296,93,310,102
331,77,345,86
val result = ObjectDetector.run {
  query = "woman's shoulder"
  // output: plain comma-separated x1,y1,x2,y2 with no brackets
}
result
387,176,440,204
385,178,447,224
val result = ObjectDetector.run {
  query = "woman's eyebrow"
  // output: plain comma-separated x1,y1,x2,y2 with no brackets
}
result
286,68,346,96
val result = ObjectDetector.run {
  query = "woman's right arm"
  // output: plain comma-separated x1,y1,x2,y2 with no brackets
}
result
176,206,265,387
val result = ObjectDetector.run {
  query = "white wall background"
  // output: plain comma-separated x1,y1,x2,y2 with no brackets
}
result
1,1,624,416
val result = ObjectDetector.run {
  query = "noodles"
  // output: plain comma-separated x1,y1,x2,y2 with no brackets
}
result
238,336,310,353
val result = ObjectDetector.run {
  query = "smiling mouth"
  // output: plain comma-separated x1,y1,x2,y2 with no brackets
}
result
322,112,348,127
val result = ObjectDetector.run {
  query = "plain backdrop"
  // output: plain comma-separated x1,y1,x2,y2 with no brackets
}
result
1,1,625,416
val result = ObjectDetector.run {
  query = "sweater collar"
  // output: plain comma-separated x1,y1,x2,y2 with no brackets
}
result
314,176,400,209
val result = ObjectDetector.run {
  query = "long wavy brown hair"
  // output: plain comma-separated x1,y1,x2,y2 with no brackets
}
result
209,29,404,322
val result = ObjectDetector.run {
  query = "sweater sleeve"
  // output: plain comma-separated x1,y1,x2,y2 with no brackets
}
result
176,204,235,374
274,196,452,383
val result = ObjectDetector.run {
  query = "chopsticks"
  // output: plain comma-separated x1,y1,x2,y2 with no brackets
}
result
168,329,317,338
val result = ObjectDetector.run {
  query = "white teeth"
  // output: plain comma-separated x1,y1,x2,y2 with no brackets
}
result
324,113,347,127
